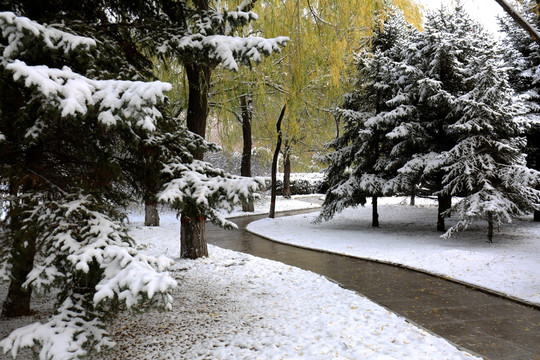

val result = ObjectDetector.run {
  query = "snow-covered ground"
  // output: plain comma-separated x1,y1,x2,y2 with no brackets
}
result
125,195,320,224
94,211,479,360
247,196,540,307
0,197,480,359
277,172,325,182
226,194,321,218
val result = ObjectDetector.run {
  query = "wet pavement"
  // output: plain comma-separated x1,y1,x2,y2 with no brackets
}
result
207,209,540,360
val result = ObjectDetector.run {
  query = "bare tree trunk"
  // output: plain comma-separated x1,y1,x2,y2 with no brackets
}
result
269,105,286,219
494,0,540,46
283,144,291,199
372,196,379,227
487,213,494,243
181,61,212,258
180,215,208,259
185,63,211,161
144,203,160,226
437,194,452,232
2,215,36,318
334,113,341,139
2,169,38,318
240,93,254,212
534,210,540,222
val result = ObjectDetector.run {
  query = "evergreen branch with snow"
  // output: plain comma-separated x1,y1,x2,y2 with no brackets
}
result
0,193,177,359
0,11,95,60
159,159,264,228
0,10,183,359
159,33,289,71
5,60,171,135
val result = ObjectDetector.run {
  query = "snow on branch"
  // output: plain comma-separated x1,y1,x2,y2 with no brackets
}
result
159,159,264,227
236,0,258,12
164,34,289,71
1,295,111,360
193,7,259,36
24,195,177,304
1,194,177,359
0,11,95,59
6,60,172,133
226,9,258,22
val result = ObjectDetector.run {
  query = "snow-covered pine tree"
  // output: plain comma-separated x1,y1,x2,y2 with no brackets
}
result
499,0,540,221
318,8,416,226
0,2,285,355
0,10,179,359
440,52,540,242
149,0,288,259
390,4,493,231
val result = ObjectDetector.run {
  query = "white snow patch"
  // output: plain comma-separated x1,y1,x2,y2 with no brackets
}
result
248,197,540,305
88,212,479,360
1,199,479,359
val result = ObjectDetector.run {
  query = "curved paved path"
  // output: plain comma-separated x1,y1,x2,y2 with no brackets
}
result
207,209,540,360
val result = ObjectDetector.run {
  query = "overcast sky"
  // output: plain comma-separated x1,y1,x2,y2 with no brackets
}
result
416,0,505,33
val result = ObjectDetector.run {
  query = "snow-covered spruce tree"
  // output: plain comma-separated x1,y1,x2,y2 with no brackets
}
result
318,8,417,226
147,0,288,259
499,0,540,221
440,54,540,242
391,5,494,231
0,11,178,359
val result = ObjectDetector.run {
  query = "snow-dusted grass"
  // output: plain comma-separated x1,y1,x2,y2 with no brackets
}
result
127,195,320,223
277,172,325,182
247,197,540,306
222,194,321,218
1,203,479,359
92,212,479,360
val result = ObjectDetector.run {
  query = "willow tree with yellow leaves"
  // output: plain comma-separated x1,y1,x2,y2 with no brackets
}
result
211,0,422,197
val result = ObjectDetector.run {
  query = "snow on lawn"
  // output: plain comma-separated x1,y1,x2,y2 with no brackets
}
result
278,172,325,182
91,214,479,360
224,194,322,216
127,195,320,229
0,208,479,359
247,197,540,306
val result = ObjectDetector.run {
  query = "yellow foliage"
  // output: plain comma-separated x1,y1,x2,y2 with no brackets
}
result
210,0,422,170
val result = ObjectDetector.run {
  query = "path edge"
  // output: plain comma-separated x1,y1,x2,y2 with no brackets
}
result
239,211,540,312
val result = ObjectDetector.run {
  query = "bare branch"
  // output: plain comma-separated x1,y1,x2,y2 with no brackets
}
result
494,0,540,46
306,0,333,27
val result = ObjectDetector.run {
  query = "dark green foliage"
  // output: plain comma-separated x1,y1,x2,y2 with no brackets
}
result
318,7,416,222
320,4,540,238
499,0,540,221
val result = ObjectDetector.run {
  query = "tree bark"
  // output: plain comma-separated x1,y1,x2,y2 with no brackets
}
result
283,144,291,199
269,105,286,219
240,93,254,212
487,213,494,243
180,215,208,259
494,0,540,47
2,145,44,318
1,218,36,318
372,196,379,227
144,203,160,226
437,194,452,232
182,62,212,258
182,0,212,258
185,63,211,161
534,210,540,222
2,171,39,318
